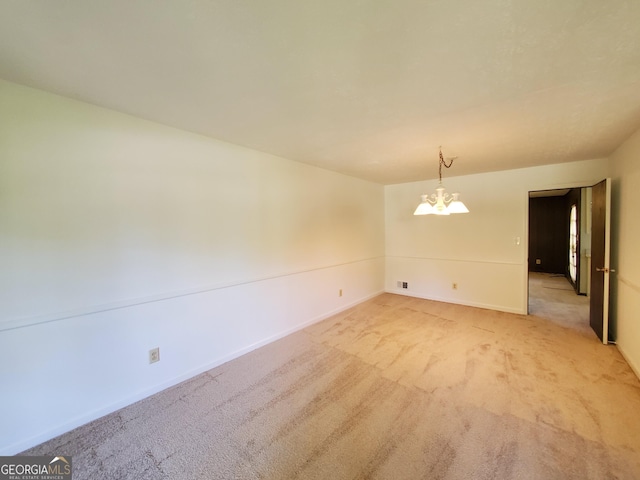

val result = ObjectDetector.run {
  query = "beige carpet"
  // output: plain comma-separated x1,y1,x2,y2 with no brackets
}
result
22,292,640,479
528,272,590,333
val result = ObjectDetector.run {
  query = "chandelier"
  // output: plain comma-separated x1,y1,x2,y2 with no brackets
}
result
414,147,469,215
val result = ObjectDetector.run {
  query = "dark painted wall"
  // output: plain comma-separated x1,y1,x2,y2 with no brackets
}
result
529,195,568,274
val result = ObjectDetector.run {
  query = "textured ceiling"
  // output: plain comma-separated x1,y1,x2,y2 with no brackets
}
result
1,0,640,184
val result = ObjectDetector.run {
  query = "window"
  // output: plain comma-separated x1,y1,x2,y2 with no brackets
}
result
569,204,578,283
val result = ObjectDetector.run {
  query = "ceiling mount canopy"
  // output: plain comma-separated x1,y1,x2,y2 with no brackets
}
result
414,147,469,216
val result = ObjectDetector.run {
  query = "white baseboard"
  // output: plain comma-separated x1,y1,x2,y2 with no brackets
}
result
384,288,525,315
616,343,640,382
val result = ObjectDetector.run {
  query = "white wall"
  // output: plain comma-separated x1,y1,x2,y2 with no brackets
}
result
0,80,385,454
385,159,611,314
610,126,640,378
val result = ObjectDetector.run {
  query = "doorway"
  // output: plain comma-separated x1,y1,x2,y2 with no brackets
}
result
527,187,593,331
527,180,612,343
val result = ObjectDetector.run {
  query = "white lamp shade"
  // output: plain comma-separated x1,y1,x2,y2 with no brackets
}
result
414,201,434,215
447,193,469,214
447,200,469,214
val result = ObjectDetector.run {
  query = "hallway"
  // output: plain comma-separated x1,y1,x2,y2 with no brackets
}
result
528,272,591,336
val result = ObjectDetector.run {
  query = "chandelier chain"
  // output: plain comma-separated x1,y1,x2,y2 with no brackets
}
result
438,147,454,184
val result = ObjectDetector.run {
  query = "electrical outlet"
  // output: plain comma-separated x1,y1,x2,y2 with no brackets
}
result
402,282,408,289
339,289,343,297
536,259,542,265
452,283,458,290
149,347,160,364
397,281,402,288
